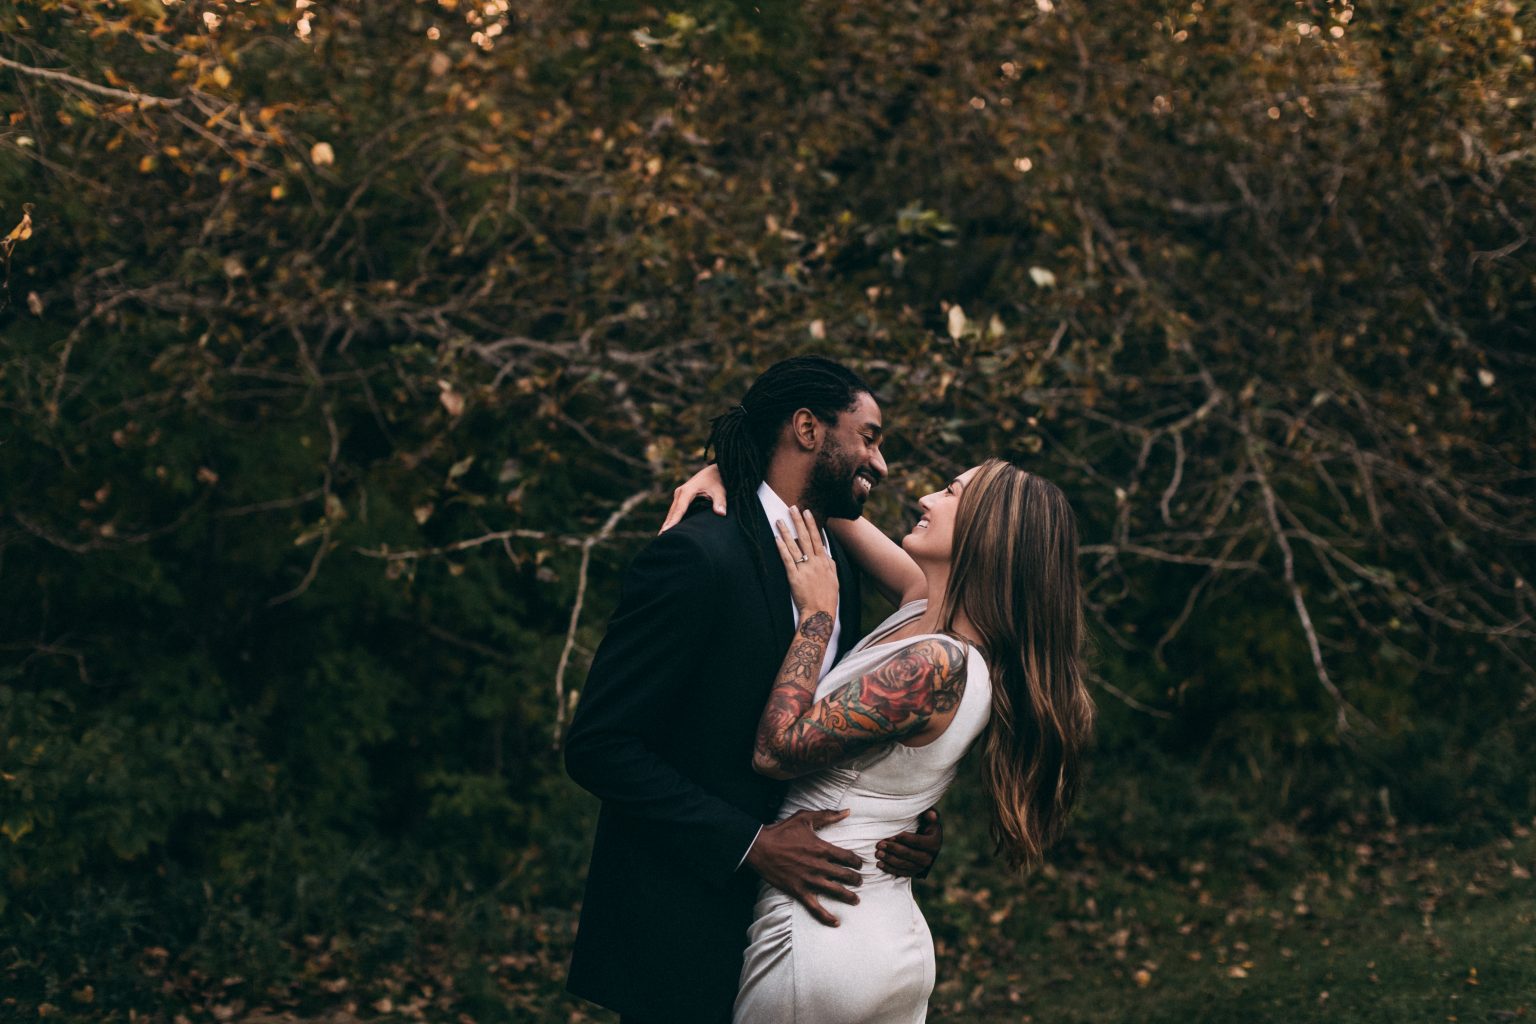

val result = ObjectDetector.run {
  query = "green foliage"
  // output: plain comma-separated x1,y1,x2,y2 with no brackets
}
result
0,0,1533,1014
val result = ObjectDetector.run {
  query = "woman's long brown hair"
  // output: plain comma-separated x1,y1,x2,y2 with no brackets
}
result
935,458,1095,870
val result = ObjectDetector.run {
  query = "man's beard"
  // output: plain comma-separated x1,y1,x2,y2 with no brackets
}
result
805,437,870,521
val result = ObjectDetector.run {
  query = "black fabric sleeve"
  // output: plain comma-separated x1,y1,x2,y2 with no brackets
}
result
563,526,762,888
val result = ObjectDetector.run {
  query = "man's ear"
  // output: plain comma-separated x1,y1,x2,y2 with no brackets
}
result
789,407,822,451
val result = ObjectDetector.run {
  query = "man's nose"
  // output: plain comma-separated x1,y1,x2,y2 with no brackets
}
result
869,449,889,481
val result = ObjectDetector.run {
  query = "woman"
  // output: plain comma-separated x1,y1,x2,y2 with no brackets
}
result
665,456,1095,1023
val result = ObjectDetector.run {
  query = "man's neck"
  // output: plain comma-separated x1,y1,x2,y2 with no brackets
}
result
762,464,821,521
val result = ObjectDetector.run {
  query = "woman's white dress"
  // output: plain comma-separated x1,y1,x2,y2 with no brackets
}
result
733,600,992,1024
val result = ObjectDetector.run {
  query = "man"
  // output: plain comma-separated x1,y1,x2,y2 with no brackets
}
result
564,356,942,1023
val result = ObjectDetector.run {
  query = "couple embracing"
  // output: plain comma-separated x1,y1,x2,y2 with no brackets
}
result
565,356,1095,1023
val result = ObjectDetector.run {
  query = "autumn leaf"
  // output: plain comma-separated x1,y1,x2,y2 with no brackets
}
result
1,203,33,257
438,380,465,417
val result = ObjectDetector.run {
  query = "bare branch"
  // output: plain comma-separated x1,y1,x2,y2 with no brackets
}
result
0,54,184,108
553,489,656,747
1243,417,1371,733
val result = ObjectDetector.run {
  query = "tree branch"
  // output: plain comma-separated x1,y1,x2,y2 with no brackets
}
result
0,55,184,108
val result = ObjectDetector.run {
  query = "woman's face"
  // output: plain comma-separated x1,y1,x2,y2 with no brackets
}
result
902,466,981,563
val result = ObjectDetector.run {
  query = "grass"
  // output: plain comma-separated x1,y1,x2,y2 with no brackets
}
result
926,823,1536,1022
508,763,1536,1024
5,777,1533,1023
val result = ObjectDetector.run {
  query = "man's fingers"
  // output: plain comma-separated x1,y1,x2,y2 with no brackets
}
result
826,865,863,889
802,830,862,870
799,892,839,928
825,843,863,870
884,828,941,854
877,846,926,875
806,807,850,830
816,880,860,905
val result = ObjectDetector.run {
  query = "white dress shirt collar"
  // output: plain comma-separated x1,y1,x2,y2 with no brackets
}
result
755,481,829,547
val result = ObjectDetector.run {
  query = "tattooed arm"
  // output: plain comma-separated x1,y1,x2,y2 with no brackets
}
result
757,507,967,780
752,620,968,781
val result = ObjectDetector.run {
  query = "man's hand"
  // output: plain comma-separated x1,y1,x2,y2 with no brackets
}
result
876,807,943,878
744,808,863,927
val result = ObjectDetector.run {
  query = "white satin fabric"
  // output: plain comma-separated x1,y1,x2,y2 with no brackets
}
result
733,601,991,1024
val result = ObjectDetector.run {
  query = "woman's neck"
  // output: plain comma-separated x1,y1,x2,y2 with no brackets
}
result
913,565,981,647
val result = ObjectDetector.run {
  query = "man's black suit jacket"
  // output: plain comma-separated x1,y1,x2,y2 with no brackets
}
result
564,500,863,1022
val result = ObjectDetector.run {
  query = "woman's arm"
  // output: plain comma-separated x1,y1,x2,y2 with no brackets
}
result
825,516,926,607
755,509,965,781
752,623,967,780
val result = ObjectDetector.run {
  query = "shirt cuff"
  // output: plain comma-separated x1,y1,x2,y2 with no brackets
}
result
736,825,763,871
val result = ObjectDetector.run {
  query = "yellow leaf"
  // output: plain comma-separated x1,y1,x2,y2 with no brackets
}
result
211,65,232,88
2,206,32,248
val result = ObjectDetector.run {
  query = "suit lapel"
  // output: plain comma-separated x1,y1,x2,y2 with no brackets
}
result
748,500,862,659
749,502,796,647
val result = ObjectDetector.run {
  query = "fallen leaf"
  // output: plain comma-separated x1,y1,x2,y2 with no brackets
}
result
947,304,967,340
438,380,465,417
